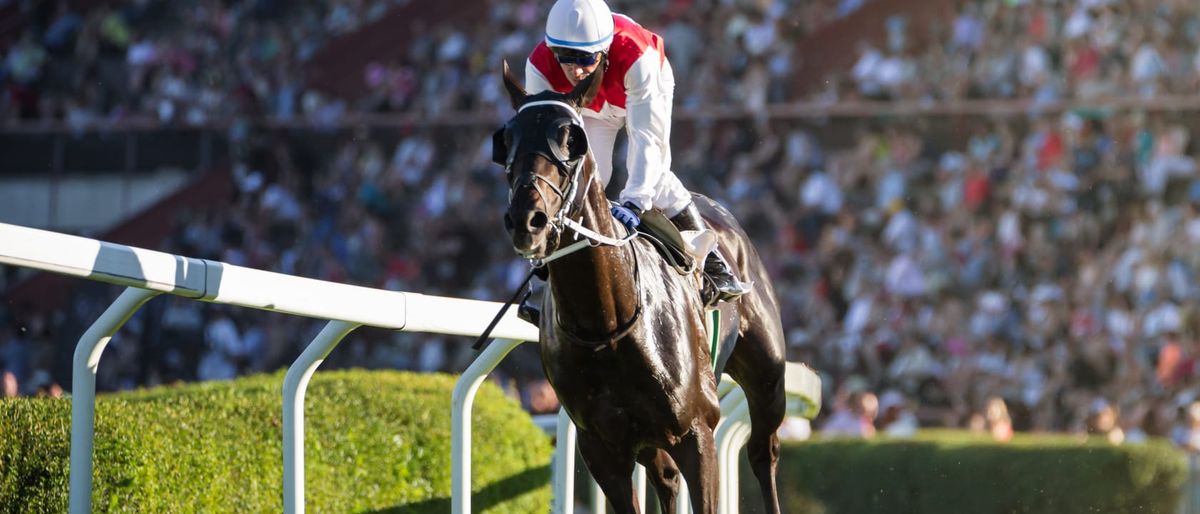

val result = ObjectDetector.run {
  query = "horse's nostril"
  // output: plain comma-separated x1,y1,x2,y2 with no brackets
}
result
530,211,548,230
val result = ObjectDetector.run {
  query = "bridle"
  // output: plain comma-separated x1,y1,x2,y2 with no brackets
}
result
494,99,637,268
494,98,644,348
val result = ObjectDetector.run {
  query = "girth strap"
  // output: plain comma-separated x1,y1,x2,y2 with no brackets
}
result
563,301,643,352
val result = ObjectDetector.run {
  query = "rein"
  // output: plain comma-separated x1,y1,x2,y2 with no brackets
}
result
530,207,639,268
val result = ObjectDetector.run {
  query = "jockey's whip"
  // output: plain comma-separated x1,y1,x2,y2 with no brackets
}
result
472,268,537,351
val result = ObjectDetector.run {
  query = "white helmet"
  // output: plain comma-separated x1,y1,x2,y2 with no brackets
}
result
545,0,614,54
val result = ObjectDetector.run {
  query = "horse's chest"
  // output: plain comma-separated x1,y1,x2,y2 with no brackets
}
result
557,376,681,443
539,265,714,443
547,339,698,439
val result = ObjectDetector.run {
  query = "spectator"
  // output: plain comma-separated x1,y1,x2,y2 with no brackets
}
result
1172,402,1200,452
821,390,878,438
1086,399,1126,445
523,378,560,415
877,389,919,437
2,370,17,398
969,396,1013,443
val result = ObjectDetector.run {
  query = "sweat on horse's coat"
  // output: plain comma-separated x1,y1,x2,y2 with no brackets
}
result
495,60,788,514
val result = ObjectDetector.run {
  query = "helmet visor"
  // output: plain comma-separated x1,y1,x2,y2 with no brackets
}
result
552,48,601,66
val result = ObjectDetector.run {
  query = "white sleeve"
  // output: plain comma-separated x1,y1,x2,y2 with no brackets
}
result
620,49,672,211
525,59,554,94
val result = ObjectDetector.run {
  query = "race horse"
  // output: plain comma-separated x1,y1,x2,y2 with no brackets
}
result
493,60,788,514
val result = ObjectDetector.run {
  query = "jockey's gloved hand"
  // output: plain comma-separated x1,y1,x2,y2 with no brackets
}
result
611,202,642,232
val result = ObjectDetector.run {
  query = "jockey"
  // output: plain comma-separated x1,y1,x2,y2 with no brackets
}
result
525,0,751,302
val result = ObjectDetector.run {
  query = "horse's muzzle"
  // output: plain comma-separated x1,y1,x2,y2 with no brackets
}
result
506,208,551,258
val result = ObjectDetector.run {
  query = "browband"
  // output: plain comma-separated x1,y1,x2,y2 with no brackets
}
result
518,100,585,125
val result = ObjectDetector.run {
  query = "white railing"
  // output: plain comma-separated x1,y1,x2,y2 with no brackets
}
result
0,221,821,514
0,222,533,514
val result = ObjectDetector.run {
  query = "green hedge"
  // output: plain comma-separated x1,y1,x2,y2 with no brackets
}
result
753,430,1187,514
0,370,551,513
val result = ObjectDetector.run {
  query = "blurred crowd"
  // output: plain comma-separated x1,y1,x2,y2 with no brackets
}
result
704,105,1200,449
372,0,869,116
2,0,337,125
11,0,1200,125
1,0,870,124
5,0,1200,457
789,110,1200,448
835,0,1200,103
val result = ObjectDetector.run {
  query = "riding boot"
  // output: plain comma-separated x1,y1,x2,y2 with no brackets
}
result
669,203,752,304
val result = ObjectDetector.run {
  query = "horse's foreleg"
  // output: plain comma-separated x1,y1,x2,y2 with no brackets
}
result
637,448,681,514
666,425,718,514
578,433,640,514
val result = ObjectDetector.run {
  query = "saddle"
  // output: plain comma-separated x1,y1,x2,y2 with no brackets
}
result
638,209,738,307
635,209,699,275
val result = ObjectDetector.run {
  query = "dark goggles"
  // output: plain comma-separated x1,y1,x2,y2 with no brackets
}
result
553,49,601,66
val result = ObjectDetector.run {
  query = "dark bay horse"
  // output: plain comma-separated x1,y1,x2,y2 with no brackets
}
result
493,61,787,514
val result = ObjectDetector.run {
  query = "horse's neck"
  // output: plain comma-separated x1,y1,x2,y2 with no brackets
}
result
547,175,640,341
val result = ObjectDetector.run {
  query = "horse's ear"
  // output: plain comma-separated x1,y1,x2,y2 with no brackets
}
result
567,54,606,108
502,60,527,110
